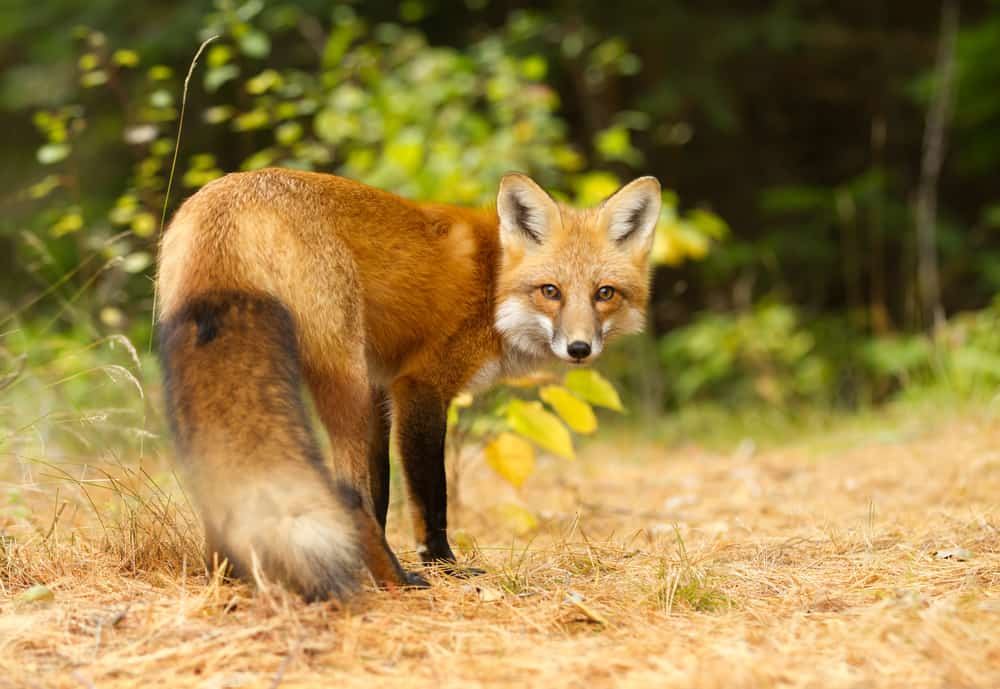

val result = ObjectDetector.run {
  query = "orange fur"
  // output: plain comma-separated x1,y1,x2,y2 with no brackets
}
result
156,167,660,599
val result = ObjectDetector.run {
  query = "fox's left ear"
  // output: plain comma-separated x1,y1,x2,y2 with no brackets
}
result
599,176,662,253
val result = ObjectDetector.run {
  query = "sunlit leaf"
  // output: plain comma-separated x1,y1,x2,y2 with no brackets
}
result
99,307,125,329
239,30,271,58
112,49,140,67
183,168,223,188
130,212,157,237
233,109,270,131
245,69,283,94
149,90,174,108
147,65,173,81
520,55,547,80
688,208,729,240
539,385,597,434
595,125,633,161
574,171,620,206
204,65,240,92
651,222,685,266
28,175,61,199
50,210,83,237
384,128,425,173
563,369,624,412
80,70,108,88
506,399,574,459
78,53,99,71
207,44,233,68
484,432,536,488
275,121,303,146
493,503,539,535
203,106,235,124
121,252,152,274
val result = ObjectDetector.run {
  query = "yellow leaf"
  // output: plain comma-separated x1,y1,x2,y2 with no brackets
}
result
563,369,624,412
501,371,558,388
539,385,597,434
506,399,575,459
651,221,685,266
493,503,539,535
484,432,536,488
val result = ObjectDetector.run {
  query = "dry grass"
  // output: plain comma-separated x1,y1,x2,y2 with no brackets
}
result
2,412,999,689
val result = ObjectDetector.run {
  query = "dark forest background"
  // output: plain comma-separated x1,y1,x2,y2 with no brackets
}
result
3,0,1000,425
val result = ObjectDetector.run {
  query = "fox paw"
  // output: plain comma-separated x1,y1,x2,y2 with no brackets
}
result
441,564,486,579
401,569,431,588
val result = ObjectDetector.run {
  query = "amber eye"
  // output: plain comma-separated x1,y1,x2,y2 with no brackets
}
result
540,284,561,300
596,285,616,301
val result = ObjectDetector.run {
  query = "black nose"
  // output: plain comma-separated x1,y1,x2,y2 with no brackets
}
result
567,340,591,360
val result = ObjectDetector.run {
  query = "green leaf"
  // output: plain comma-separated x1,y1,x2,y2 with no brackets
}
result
50,210,83,237
245,69,283,95
573,172,620,206
80,70,108,88
687,208,729,240
239,30,271,59
384,128,425,173
595,125,632,161
112,49,140,67
275,121,303,146
520,55,548,80
207,44,233,68
484,432,536,488
78,53,99,71
563,369,624,412
130,212,157,237
28,175,61,199
241,148,276,171
506,399,574,459
204,65,240,93
122,251,152,274
148,65,174,81
149,90,173,108
232,109,270,131
203,105,235,124
539,385,597,434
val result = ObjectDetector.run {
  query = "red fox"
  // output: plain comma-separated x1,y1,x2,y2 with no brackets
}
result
157,168,661,600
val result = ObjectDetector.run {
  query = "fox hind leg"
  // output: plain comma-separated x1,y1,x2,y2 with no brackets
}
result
307,364,426,587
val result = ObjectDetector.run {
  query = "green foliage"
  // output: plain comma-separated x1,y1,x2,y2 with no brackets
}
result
660,302,831,407
10,1,720,345
657,296,1000,413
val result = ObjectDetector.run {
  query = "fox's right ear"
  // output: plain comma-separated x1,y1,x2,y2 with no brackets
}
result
497,173,561,250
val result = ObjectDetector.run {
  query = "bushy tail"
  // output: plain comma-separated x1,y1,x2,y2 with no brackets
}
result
158,290,364,601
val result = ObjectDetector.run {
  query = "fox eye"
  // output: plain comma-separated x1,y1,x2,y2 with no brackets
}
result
539,284,561,300
595,285,616,301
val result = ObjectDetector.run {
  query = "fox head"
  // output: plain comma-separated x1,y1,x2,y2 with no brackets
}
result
494,173,661,365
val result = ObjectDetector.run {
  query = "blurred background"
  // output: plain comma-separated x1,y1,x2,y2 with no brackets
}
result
2,0,1000,465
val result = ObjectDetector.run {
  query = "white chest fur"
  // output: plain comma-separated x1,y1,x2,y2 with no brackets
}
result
462,348,547,394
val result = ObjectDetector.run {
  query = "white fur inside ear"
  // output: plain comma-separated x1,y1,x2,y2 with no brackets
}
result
608,190,660,245
501,188,547,242
497,175,555,246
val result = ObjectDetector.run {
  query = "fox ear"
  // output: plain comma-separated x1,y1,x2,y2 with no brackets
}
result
497,173,561,249
599,176,662,252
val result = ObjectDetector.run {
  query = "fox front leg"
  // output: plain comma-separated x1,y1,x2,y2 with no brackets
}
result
392,378,457,564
